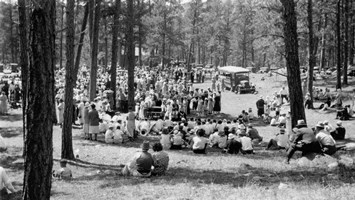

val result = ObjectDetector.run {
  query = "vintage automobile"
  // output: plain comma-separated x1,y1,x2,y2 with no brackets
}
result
218,66,256,94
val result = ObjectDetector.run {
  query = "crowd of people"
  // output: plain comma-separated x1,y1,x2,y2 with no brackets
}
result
0,81,21,115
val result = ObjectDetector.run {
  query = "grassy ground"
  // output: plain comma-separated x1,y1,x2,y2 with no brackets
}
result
1,73,355,200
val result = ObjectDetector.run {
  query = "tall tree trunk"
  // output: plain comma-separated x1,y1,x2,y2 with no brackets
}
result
280,0,306,127
60,4,64,69
62,0,76,160
349,0,354,66
138,0,143,67
89,0,101,101
336,0,342,89
127,0,135,108
18,0,28,157
104,14,108,71
88,0,94,43
74,3,89,80
23,0,56,199
162,12,166,70
307,0,315,109
9,0,15,63
110,0,121,110
350,0,354,66
343,0,349,85
320,13,327,71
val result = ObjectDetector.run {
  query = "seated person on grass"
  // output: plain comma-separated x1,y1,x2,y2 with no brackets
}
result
266,128,289,150
246,123,263,144
104,125,115,144
122,141,154,177
191,129,209,154
138,119,151,136
285,120,321,164
239,132,254,154
0,167,18,196
151,143,169,176
330,121,346,140
170,130,185,150
224,128,242,154
209,129,227,149
277,113,287,128
53,159,72,180
113,126,124,143
160,127,172,150
315,122,337,155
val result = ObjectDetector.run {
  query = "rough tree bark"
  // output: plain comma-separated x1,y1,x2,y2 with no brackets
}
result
127,0,135,108
59,3,64,70
336,0,342,90
320,13,327,71
74,3,89,79
343,0,349,85
138,0,143,67
110,0,121,110
350,0,354,66
280,0,306,127
61,0,75,160
307,0,315,109
22,0,56,199
89,0,102,101
18,0,28,156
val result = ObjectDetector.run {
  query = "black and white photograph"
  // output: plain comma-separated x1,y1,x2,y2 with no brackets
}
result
0,0,355,199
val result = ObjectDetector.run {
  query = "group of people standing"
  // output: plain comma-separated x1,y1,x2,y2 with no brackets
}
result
0,81,21,115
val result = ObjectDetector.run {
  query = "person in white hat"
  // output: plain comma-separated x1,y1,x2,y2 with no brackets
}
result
331,121,346,140
266,128,288,150
315,121,337,155
105,125,115,144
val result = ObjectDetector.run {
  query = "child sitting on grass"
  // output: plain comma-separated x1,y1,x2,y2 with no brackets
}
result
53,160,72,180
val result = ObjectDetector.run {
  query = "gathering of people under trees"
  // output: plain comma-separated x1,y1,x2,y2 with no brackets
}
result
0,0,355,199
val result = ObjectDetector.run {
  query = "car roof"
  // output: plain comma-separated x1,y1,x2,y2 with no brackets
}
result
218,66,250,74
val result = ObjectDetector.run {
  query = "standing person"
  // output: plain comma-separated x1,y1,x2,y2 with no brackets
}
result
213,91,221,114
211,77,216,92
126,107,136,139
57,99,64,127
88,104,100,141
285,120,321,164
256,96,265,118
83,103,90,139
0,92,8,115
78,99,86,125
279,86,288,104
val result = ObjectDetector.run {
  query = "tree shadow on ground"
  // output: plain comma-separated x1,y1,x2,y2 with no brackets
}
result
0,114,23,122
92,164,355,190
0,154,24,171
0,127,22,138
53,158,123,171
314,77,355,90
2,191,22,200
